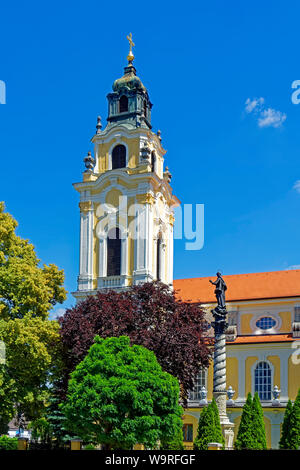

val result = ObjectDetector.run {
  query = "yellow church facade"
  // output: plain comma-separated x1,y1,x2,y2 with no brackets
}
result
73,37,300,449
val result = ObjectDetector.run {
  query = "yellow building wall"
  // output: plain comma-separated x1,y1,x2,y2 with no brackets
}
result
267,355,280,387
227,357,239,397
278,311,292,333
182,413,199,447
288,355,300,400
245,356,258,395
105,188,123,207
207,363,213,401
97,137,140,173
240,314,253,335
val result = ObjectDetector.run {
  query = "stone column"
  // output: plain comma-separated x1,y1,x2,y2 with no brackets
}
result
211,308,235,450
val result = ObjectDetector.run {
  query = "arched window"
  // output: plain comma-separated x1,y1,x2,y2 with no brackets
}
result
143,100,147,117
254,361,272,400
156,235,162,281
112,145,126,169
151,151,156,173
107,228,121,277
119,95,128,113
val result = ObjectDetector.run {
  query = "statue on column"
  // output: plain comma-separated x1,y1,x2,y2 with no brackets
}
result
209,272,228,331
209,272,227,310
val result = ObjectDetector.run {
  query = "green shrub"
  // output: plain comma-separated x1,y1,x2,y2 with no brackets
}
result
0,436,18,450
194,405,217,450
235,392,267,450
279,400,293,449
160,429,184,450
83,443,96,450
285,389,300,449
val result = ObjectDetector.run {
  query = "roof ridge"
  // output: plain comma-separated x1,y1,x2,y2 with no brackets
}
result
174,268,300,282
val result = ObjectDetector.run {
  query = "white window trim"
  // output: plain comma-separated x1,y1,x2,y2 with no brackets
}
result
108,142,129,170
250,312,282,335
97,223,128,282
188,369,208,402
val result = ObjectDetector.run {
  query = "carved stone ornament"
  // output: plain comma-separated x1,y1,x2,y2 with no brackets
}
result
79,201,93,212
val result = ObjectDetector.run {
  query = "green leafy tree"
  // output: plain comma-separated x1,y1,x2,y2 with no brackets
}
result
45,382,74,449
160,428,184,450
0,315,62,427
279,399,293,449
285,389,300,449
0,202,66,321
0,203,66,429
28,417,52,448
234,393,255,449
252,392,267,449
62,335,183,450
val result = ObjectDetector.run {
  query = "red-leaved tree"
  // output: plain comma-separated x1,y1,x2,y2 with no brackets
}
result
59,282,212,401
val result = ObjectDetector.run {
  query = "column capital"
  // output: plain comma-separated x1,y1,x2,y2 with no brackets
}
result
79,201,93,212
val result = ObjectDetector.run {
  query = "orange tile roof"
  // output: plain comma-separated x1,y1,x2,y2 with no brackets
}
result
174,270,300,303
227,334,294,345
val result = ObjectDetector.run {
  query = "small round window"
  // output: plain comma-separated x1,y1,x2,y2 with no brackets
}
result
256,317,276,330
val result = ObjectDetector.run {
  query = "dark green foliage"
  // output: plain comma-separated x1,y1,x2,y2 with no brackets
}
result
285,389,300,449
28,417,51,448
194,403,222,450
0,436,18,450
279,400,293,449
46,384,73,449
160,428,184,450
210,398,225,448
235,392,267,449
234,393,255,449
252,393,267,449
62,336,183,450
84,443,97,450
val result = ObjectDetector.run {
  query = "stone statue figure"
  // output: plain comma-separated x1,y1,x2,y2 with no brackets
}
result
209,272,227,310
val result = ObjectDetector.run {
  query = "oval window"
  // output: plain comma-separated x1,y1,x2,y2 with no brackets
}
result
256,317,276,330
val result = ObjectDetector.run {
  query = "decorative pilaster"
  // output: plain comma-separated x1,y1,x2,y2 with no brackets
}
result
133,194,155,284
78,201,94,291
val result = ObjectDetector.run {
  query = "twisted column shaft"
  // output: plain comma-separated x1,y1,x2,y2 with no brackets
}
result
213,333,226,392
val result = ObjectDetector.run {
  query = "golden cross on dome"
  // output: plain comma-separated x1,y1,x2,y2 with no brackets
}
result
126,33,135,64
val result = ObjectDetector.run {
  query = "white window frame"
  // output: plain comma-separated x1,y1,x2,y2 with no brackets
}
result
188,369,208,401
251,359,274,401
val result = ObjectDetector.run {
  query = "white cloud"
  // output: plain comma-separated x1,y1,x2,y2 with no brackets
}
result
287,265,300,270
245,97,264,113
293,180,300,194
258,108,287,128
244,97,286,128
49,308,66,320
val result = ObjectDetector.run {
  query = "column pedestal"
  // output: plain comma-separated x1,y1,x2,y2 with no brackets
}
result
213,391,235,449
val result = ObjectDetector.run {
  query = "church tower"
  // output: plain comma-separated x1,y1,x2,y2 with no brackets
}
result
73,35,179,301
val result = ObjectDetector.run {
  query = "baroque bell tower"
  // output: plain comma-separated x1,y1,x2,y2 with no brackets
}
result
73,35,179,301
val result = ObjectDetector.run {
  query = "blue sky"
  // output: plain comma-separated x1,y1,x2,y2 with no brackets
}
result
1,0,300,314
